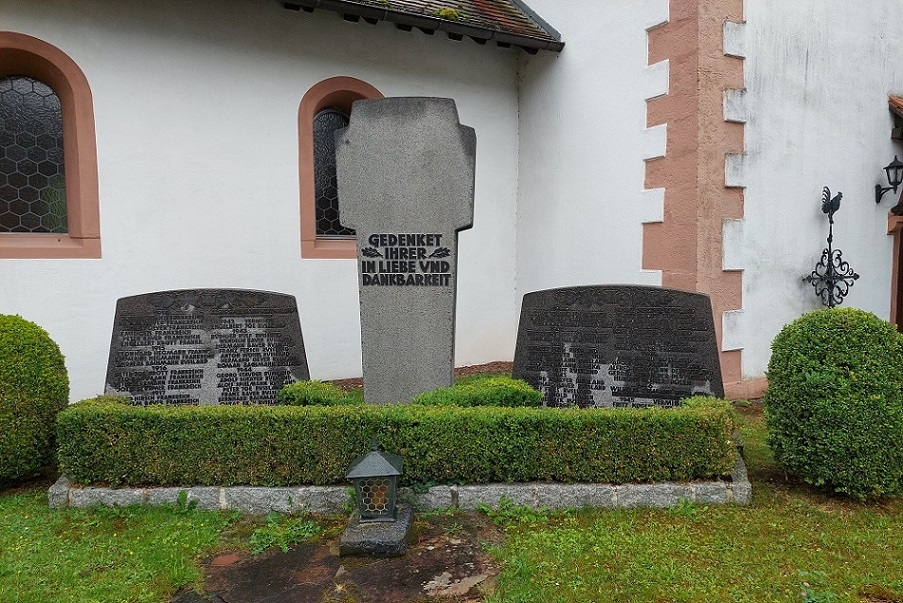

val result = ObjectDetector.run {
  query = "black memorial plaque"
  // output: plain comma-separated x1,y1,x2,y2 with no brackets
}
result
512,285,724,409
105,289,310,405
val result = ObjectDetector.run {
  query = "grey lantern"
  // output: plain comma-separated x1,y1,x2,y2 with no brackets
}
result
345,442,403,522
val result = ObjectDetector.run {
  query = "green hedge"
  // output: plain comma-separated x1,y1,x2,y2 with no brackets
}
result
0,314,69,483
765,307,903,499
277,381,358,406
412,375,541,407
57,397,737,487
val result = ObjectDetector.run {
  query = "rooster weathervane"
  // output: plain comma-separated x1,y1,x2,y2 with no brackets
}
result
803,186,859,308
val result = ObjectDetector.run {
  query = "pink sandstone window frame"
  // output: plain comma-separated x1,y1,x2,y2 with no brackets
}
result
0,32,100,259
298,76,383,259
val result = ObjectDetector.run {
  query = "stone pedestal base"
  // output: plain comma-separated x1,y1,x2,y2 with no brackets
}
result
339,505,413,557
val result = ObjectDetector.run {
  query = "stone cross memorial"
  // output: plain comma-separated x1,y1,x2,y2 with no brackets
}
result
105,289,310,405
512,285,724,408
335,98,475,404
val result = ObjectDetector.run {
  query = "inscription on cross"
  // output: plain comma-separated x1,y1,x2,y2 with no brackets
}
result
335,98,476,404
360,233,452,287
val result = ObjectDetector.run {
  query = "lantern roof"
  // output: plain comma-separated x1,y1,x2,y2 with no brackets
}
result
890,96,903,119
346,448,404,479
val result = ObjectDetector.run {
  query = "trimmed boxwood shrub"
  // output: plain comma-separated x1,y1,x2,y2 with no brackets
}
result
765,307,903,499
277,381,357,406
412,375,541,407
0,314,69,482
57,397,737,487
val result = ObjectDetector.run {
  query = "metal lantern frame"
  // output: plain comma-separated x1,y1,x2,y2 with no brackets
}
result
876,155,903,204
345,446,403,523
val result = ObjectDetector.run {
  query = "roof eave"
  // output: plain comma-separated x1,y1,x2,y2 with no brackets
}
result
282,0,564,53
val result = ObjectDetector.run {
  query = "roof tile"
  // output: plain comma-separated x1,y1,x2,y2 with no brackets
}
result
284,0,563,52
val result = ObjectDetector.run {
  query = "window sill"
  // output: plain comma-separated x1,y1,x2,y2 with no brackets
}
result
301,237,357,259
0,233,101,259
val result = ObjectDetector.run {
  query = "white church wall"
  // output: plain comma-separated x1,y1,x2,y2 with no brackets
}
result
0,0,521,401
514,0,669,302
732,0,903,380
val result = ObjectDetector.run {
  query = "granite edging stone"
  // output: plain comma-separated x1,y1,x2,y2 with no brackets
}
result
48,455,750,512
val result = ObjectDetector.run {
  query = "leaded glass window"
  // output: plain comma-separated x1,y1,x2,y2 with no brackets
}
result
0,75,67,233
313,107,354,237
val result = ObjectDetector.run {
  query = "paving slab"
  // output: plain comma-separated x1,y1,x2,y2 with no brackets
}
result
339,505,414,557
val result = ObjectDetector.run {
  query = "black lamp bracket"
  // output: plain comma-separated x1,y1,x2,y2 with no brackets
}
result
876,183,898,204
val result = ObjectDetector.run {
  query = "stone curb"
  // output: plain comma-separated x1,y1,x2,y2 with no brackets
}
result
49,455,751,513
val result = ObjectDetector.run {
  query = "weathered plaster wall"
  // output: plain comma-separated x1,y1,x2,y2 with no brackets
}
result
730,1,903,382
515,0,669,300
0,0,521,401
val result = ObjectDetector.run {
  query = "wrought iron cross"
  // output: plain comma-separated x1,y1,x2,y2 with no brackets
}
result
803,186,859,308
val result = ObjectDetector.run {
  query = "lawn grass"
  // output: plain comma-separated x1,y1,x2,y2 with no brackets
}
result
1,396,900,603
483,401,903,603
0,488,238,603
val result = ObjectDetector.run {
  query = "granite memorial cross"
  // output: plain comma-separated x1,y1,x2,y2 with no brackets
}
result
335,97,475,404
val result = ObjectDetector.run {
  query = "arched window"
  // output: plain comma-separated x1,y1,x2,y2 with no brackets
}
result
299,77,382,259
0,32,100,258
0,75,67,234
312,107,353,237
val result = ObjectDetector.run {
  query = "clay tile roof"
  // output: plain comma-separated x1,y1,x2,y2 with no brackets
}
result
282,0,563,53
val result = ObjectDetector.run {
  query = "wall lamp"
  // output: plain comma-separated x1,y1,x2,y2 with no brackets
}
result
876,155,903,204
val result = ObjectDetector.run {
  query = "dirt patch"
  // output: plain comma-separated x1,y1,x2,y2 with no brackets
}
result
452,361,513,380
178,511,503,603
329,361,513,392
733,397,764,420
209,553,242,568
0,475,55,497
